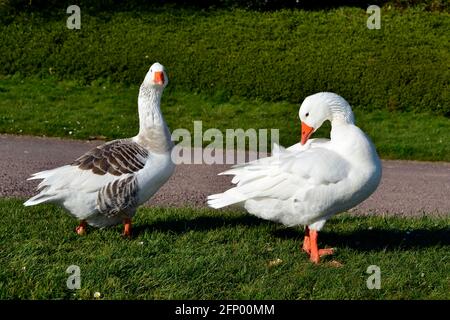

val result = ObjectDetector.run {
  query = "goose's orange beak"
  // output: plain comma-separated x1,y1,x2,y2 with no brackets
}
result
154,71,164,85
301,122,314,145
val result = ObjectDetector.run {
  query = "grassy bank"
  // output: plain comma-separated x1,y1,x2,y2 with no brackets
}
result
0,198,448,299
1,7,449,114
1,76,449,161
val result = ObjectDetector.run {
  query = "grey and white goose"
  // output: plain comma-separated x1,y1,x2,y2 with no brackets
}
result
24,62,175,236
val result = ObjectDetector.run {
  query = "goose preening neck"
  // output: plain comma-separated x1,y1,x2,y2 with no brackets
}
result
299,92,356,145
300,92,380,166
327,95,355,126
135,62,173,153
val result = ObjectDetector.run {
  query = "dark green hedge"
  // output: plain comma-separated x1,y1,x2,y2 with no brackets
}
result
0,7,448,115
1,0,448,13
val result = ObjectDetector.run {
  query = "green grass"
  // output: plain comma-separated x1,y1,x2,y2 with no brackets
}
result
0,198,448,299
1,76,449,161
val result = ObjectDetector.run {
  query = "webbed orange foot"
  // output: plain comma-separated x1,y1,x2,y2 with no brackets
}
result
75,220,87,235
302,226,311,254
122,218,132,238
308,229,334,264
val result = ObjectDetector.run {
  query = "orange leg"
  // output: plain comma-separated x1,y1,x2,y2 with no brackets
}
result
302,226,311,254
75,220,87,235
308,229,334,264
122,218,132,238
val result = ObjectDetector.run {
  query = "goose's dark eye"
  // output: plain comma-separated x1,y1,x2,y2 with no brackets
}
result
305,112,309,117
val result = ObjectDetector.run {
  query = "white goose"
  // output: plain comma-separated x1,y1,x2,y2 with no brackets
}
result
24,62,175,237
208,92,382,263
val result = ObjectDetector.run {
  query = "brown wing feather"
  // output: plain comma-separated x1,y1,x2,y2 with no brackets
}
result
72,139,149,176
97,175,138,217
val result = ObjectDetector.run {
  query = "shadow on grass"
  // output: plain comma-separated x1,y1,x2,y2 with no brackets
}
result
272,228,450,252
133,214,269,235
135,214,449,252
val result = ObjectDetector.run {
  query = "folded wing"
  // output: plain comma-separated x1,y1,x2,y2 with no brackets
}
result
207,141,351,220
24,139,150,219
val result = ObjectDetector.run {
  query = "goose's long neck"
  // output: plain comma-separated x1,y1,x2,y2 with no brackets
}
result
329,104,355,126
136,85,173,153
330,105,358,149
330,109,380,167
138,86,164,131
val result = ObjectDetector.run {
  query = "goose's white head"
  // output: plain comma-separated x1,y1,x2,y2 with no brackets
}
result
142,62,168,89
299,92,355,145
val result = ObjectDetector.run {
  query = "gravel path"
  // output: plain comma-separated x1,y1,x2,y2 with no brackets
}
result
1,134,449,216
